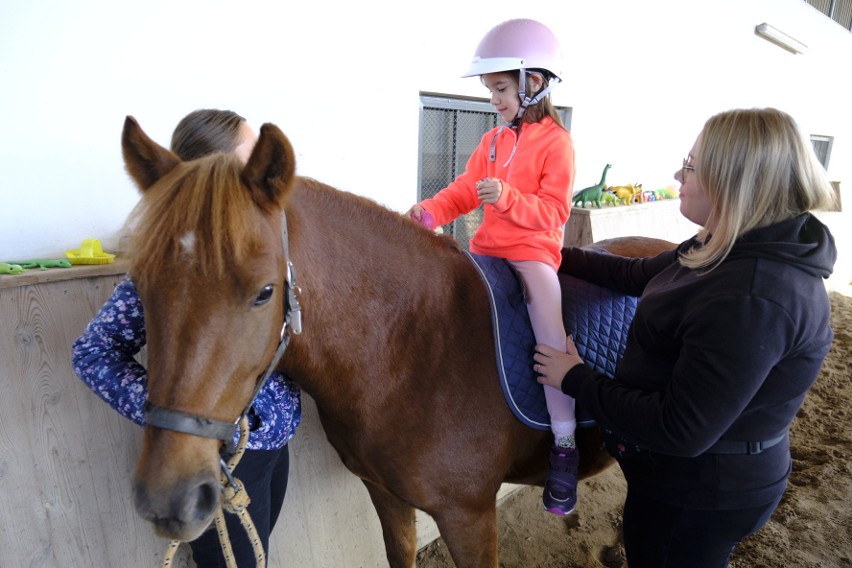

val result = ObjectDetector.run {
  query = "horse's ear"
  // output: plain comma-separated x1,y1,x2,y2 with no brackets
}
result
122,116,181,192
241,123,296,208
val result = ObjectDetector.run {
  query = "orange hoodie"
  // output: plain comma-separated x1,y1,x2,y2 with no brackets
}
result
419,116,574,270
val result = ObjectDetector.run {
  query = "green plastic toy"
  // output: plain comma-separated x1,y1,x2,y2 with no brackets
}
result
0,262,25,275
2,259,72,271
572,163,612,208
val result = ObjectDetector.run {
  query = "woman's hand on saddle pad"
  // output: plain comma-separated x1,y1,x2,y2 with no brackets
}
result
533,335,584,390
476,178,503,204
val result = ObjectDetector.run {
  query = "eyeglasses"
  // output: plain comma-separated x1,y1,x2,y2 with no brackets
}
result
682,158,695,180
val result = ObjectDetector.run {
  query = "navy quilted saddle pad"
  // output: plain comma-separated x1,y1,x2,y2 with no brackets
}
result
465,252,638,430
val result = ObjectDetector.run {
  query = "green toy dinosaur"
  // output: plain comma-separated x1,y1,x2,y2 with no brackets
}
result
572,163,612,208
600,190,619,206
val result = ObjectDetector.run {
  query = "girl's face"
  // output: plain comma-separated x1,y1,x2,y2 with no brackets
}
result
675,133,716,231
482,72,521,123
234,121,258,164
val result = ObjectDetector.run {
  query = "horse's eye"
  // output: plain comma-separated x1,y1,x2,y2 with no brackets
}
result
253,284,275,307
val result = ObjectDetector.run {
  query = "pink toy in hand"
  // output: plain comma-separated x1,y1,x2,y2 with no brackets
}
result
417,210,435,230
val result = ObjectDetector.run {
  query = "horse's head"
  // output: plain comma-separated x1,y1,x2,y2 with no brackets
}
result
121,116,296,540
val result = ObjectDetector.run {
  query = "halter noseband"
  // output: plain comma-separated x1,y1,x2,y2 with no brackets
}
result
143,212,303,455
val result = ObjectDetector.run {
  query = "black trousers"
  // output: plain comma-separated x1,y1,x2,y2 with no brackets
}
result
189,444,290,568
621,487,782,568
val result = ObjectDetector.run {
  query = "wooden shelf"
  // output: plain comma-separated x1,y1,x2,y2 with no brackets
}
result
0,258,129,289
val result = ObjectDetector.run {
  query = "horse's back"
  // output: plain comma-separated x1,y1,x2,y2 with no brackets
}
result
586,236,677,258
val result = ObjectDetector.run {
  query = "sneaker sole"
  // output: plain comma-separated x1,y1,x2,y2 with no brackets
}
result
545,504,576,516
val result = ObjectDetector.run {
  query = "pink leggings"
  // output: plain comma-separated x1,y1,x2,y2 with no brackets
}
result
509,260,576,440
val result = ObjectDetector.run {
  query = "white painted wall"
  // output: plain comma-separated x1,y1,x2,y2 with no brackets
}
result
1,0,850,260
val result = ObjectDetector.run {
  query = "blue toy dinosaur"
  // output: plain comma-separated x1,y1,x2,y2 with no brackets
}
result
572,163,612,208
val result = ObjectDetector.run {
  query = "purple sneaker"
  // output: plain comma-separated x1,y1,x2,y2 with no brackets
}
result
543,445,578,515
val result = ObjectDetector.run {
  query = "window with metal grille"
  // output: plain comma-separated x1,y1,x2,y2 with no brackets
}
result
803,0,852,31
418,93,572,248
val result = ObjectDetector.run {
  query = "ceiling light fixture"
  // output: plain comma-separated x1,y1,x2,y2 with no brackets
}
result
755,22,808,54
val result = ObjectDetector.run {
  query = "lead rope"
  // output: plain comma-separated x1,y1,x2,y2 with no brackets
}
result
161,415,265,568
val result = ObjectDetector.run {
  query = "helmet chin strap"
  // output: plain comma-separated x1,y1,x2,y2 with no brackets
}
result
514,69,561,123
491,69,562,166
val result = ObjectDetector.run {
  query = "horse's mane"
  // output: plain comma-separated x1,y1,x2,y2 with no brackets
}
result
125,156,461,280
126,153,268,279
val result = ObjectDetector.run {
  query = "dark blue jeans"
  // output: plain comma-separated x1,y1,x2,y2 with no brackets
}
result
189,445,290,568
622,488,782,568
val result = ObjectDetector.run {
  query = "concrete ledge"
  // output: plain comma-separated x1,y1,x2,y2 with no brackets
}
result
565,199,699,247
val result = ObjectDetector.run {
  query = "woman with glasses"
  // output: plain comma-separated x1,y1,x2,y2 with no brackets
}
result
533,107,837,567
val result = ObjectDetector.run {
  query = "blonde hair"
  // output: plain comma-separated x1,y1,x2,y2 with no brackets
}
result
680,108,836,271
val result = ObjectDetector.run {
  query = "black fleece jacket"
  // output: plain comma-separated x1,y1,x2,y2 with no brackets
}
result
559,213,836,509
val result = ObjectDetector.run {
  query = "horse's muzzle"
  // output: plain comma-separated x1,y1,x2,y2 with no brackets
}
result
132,471,220,541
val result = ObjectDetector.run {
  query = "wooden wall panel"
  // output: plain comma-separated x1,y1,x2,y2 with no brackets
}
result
0,266,400,567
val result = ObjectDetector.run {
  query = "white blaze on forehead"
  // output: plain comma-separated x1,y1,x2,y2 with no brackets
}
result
180,232,197,256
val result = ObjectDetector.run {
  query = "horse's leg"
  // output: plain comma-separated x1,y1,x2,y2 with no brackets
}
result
362,480,418,568
430,503,498,568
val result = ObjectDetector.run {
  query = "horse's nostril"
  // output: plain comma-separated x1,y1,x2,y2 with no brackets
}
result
134,472,222,540
194,479,219,518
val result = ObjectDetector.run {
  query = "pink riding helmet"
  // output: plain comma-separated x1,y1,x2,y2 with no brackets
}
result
462,18,563,81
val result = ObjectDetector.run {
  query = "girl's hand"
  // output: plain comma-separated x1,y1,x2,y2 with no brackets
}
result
405,204,434,229
476,178,503,204
533,335,584,390
405,204,424,220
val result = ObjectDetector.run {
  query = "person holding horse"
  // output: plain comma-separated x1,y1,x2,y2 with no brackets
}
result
405,18,580,516
71,108,302,567
534,107,837,567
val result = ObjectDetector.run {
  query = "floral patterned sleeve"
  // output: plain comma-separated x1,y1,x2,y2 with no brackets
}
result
71,275,149,427
72,275,302,450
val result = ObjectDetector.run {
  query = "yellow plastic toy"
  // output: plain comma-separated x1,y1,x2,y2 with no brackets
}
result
65,238,116,265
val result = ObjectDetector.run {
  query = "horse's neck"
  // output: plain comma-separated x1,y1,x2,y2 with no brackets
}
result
281,181,467,401
286,183,418,304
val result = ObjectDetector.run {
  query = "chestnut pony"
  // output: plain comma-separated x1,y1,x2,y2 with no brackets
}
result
122,116,673,568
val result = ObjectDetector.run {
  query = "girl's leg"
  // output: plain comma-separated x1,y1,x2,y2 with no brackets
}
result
510,260,575,432
189,445,290,567
510,260,577,515
268,444,290,534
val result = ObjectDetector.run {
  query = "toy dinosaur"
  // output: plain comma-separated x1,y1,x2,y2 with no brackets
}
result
3,259,72,271
654,186,678,200
572,163,612,208
611,183,643,205
600,190,619,206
